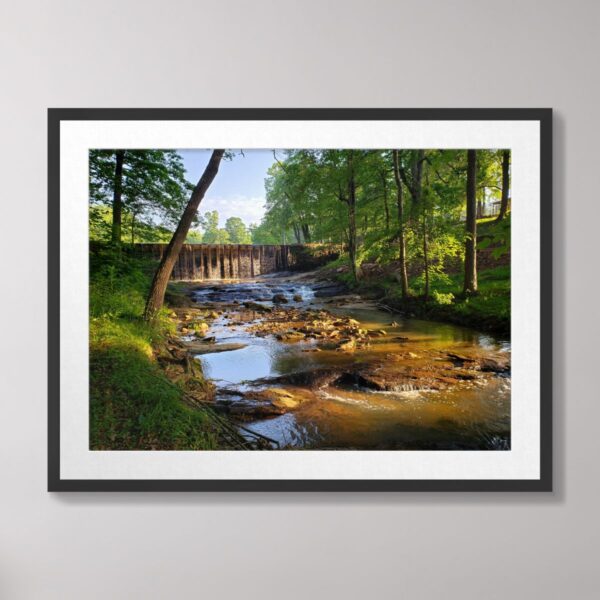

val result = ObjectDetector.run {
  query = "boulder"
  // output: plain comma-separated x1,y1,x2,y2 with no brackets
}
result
272,293,289,303
243,301,272,312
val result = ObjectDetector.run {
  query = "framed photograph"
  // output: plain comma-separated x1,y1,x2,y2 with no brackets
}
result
48,108,552,491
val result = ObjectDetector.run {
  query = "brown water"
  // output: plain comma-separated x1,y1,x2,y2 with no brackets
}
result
191,277,511,450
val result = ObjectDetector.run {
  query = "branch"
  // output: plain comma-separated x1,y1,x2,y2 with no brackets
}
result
272,150,288,173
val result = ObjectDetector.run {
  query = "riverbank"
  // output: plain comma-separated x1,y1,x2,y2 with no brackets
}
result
326,263,510,338
90,247,221,450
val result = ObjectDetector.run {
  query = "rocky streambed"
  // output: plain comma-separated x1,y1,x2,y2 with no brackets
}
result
163,273,511,450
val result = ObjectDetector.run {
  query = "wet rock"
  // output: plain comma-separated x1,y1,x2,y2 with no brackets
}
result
276,331,306,342
184,342,246,355
227,402,286,419
272,293,289,303
479,358,510,373
243,301,272,313
313,282,349,298
337,338,357,352
293,294,303,302
367,329,386,337
446,352,509,373
189,321,209,333
248,388,301,409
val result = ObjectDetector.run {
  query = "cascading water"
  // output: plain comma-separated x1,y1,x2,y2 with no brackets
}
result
134,243,339,281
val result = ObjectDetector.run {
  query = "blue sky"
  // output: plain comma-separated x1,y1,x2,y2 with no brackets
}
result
178,149,276,228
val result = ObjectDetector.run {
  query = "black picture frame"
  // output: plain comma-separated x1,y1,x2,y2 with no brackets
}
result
48,108,552,492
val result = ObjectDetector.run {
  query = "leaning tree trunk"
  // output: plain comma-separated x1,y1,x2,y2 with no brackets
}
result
464,149,478,294
392,150,409,298
111,150,125,246
496,149,510,221
144,150,225,321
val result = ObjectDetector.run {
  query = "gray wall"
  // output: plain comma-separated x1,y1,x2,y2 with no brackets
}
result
0,1,596,598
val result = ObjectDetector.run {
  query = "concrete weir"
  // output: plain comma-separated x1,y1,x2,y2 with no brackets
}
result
134,243,339,281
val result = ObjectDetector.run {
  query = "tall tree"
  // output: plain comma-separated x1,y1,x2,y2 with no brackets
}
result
464,149,478,294
111,150,125,245
90,149,193,244
380,170,390,233
392,150,409,297
496,149,510,221
144,150,225,320
337,151,359,280
225,216,251,244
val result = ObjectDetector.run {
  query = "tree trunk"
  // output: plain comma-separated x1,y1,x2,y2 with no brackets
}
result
111,150,125,245
130,212,136,245
144,150,224,320
347,153,358,281
496,149,510,221
392,150,409,298
381,171,390,233
464,149,478,294
292,223,301,244
411,150,424,210
422,211,430,301
301,223,311,243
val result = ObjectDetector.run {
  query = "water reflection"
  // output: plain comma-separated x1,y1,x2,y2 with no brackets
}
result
194,278,511,450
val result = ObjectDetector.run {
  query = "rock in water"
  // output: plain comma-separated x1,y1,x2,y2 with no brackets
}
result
243,301,272,312
272,293,289,303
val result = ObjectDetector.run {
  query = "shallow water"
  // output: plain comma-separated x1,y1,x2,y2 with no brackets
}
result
192,276,511,450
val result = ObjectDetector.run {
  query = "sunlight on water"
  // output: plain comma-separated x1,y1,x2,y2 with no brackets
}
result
192,278,511,450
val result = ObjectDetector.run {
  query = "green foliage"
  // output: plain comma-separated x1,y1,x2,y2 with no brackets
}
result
478,214,511,258
89,246,217,450
186,229,203,243
225,216,252,244
413,265,510,335
89,149,194,243
199,210,231,244
432,291,455,305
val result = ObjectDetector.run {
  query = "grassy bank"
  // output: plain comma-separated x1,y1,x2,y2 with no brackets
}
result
333,261,510,338
89,246,217,450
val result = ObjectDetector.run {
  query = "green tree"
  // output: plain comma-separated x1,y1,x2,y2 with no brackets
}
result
89,150,194,244
464,149,478,294
225,216,252,244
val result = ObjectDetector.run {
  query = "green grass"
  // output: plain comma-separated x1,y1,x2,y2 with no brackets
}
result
89,246,217,450
330,252,511,337
380,265,510,336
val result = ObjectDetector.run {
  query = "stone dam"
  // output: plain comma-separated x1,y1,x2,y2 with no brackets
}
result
134,243,339,281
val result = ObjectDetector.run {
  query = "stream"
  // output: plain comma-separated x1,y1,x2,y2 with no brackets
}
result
183,274,511,450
